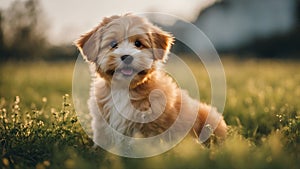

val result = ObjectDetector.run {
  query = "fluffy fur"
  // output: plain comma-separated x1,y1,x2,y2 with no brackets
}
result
75,14,227,147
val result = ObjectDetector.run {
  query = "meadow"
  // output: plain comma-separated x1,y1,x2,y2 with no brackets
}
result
0,58,299,169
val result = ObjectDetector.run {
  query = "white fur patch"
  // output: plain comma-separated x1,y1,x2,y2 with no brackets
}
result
113,40,141,56
89,75,154,146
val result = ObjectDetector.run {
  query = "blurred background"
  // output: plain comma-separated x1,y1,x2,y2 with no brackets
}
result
0,1,300,168
0,0,299,61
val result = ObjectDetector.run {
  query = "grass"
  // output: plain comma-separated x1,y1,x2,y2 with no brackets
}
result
0,62,74,108
0,58,299,169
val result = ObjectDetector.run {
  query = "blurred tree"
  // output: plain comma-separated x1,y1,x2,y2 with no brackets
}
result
297,0,300,26
1,0,49,61
0,10,5,55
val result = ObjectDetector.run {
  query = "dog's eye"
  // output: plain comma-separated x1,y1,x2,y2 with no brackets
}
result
134,40,142,48
110,40,118,49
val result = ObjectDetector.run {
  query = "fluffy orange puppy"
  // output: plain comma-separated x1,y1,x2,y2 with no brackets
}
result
75,14,227,148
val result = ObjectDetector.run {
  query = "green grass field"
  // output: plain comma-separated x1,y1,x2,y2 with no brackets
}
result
0,58,299,169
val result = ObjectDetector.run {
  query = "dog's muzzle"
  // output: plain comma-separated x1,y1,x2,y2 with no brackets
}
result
121,55,133,64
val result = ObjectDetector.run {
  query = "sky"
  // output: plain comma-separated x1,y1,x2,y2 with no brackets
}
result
0,0,217,44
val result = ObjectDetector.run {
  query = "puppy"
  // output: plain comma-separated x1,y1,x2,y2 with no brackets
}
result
75,14,227,149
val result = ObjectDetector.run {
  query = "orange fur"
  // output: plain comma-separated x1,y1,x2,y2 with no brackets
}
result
75,14,227,146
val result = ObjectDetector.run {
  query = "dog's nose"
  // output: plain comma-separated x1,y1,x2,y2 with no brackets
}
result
121,55,133,64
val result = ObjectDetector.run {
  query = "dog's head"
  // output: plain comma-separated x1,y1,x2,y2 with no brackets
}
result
75,14,173,86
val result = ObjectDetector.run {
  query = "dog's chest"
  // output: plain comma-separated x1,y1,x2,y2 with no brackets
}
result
103,89,142,135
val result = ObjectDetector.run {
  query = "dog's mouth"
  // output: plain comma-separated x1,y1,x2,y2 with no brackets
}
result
111,66,137,77
106,66,149,77
119,67,134,76
105,66,150,77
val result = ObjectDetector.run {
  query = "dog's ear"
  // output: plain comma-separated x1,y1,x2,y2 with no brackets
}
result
75,27,99,62
75,16,120,62
150,26,174,62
